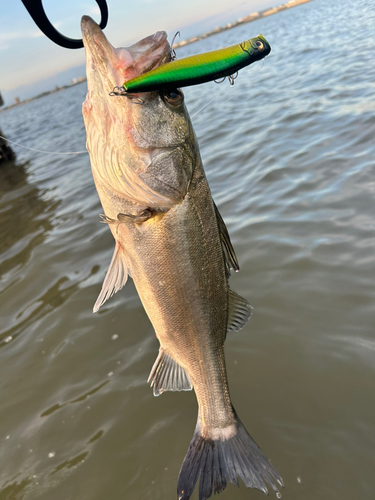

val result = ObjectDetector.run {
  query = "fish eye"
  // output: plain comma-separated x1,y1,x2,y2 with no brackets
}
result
161,88,184,106
255,40,264,50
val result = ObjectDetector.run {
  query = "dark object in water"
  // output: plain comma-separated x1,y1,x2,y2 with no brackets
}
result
0,128,15,165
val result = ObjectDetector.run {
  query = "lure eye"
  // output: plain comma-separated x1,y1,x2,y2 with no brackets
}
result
161,89,184,106
256,40,264,50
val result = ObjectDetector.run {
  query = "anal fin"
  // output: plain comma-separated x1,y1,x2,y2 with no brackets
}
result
148,348,193,396
227,288,253,332
93,241,129,313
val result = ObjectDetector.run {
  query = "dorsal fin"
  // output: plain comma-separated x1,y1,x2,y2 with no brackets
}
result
93,241,129,312
227,288,253,332
148,348,193,396
213,202,239,278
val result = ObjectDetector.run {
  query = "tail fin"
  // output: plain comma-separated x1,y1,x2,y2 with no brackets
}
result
177,410,283,500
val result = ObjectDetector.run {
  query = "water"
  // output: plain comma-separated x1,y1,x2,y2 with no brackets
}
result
0,0,374,498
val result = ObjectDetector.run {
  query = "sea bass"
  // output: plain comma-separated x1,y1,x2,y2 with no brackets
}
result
81,15,283,500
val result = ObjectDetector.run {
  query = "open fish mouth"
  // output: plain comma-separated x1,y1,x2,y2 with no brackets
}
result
81,15,171,95
81,17,195,208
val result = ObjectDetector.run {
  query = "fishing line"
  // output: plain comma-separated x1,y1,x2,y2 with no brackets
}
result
0,62,266,155
0,135,87,156
190,85,230,119
190,59,265,119
2,87,227,152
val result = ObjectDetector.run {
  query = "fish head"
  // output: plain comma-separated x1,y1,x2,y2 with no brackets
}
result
81,16,196,212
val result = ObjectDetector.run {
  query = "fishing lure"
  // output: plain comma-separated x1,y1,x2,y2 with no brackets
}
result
112,34,270,96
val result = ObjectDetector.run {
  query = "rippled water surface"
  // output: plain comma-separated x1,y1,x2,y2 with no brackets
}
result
1,0,374,498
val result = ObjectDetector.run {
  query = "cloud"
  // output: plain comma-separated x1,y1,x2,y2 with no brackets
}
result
0,32,25,50
88,4,101,16
0,31,26,41
0,22,64,44
30,22,63,38
30,30,45,39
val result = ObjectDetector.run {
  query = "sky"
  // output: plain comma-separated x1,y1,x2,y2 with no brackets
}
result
0,0,276,105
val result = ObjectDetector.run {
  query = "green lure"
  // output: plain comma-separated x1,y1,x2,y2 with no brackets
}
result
122,34,271,94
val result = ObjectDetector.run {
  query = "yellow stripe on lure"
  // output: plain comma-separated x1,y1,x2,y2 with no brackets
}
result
122,34,271,94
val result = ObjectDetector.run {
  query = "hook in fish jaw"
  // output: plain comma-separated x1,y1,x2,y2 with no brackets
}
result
109,87,144,104
100,210,152,234
100,213,122,234
170,31,180,61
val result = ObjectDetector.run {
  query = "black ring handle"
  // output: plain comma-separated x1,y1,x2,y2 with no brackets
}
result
21,0,108,49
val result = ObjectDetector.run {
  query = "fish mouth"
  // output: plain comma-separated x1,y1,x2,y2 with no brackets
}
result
81,16,170,94
81,17,193,208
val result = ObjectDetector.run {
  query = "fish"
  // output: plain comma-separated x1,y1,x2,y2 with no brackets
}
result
81,15,283,500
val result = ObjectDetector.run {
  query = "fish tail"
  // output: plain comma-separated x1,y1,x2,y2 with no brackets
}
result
177,409,283,500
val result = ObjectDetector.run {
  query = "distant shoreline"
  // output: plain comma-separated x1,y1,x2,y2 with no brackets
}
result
173,0,313,49
1,0,312,111
0,79,86,114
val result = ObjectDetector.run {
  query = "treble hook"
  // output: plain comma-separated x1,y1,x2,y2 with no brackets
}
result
170,31,180,61
20,0,108,49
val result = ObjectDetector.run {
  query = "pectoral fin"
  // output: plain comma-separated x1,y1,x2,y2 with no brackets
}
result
227,288,253,332
93,241,129,312
148,348,193,396
214,202,239,277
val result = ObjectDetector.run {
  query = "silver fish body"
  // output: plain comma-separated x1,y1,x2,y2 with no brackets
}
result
81,16,283,500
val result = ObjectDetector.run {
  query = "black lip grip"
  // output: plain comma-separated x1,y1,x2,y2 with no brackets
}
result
20,0,108,49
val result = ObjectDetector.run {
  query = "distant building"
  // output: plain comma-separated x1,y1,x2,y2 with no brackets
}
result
71,76,85,85
153,0,312,50
262,7,279,16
